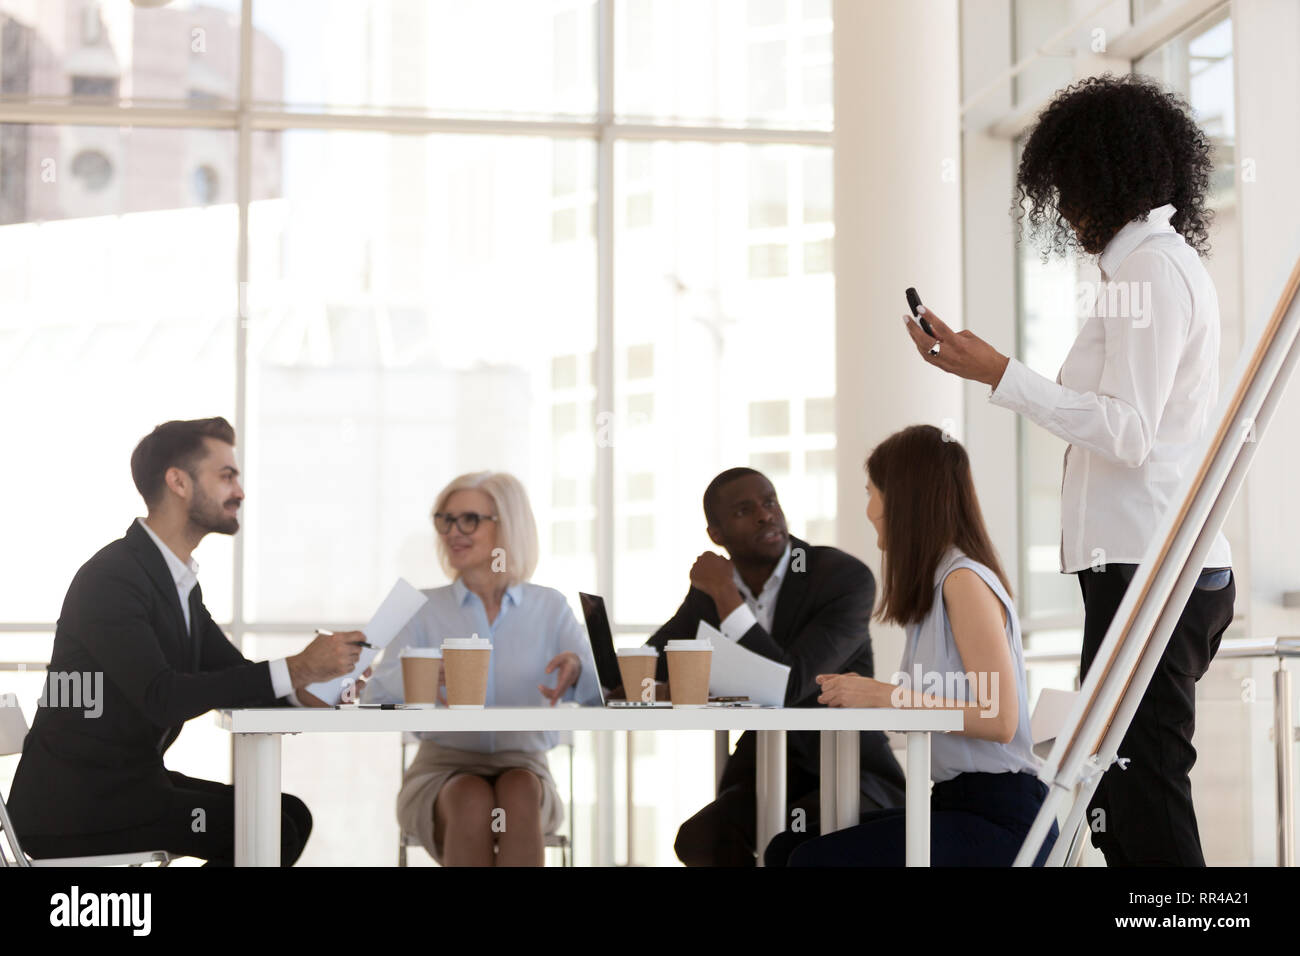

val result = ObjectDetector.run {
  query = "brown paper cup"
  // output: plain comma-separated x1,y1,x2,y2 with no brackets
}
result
400,650,442,706
441,638,492,708
617,648,659,702
665,640,712,707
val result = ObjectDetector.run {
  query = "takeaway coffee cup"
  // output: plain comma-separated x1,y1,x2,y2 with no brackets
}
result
617,646,659,703
665,639,712,708
400,646,441,707
441,635,492,709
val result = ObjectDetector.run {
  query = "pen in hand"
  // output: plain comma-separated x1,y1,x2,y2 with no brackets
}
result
316,628,375,649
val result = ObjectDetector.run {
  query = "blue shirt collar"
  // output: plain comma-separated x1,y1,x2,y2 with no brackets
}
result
451,576,523,608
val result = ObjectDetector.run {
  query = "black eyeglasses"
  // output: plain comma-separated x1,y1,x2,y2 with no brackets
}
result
434,511,499,535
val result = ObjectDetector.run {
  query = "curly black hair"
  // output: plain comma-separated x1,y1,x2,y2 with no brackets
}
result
1015,73,1214,259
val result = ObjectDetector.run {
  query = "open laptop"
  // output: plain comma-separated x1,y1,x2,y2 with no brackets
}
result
578,592,672,708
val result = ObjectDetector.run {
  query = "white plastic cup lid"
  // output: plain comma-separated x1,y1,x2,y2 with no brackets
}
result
617,646,659,657
442,637,492,651
400,646,442,658
666,639,712,651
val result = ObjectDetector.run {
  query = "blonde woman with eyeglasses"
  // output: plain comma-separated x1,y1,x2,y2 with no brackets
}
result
363,471,600,866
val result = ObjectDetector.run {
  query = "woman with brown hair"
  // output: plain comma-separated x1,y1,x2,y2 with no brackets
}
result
765,424,1056,866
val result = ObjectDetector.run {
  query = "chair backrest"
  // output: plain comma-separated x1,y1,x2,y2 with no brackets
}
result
1030,687,1079,759
0,693,29,758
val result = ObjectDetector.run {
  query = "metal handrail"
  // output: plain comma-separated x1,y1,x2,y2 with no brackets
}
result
1021,636,1297,866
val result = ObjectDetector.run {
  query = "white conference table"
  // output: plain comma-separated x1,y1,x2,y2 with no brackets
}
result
216,705,962,867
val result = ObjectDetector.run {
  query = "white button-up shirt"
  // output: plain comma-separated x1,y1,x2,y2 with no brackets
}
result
136,517,294,699
719,540,792,641
988,205,1232,574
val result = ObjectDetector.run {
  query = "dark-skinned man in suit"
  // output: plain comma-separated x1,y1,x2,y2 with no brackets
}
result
647,467,905,866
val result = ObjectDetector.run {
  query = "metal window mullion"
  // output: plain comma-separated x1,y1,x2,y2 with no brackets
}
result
596,0,615,621
232,0,253,653
0,102,829,147
593,0,618,871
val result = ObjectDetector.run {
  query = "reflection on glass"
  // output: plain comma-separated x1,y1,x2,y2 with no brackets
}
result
1015,190,1080,621
245,131,597,622
1011,0,1071,108
253,0,596,118
0,0,245,106
0,124,237,622
616,0,832,128
613,140,834,625
1135,12,1235,202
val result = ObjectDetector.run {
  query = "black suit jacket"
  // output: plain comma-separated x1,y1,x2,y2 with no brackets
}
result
647,537,906,810
8,521,286,836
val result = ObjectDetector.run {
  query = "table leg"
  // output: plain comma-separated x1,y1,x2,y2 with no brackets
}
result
834,730,859,830
234,732,281,867
755,729,786,867
595,731,615,867
819,730,838,833
905,731,931,867
714,730,730,791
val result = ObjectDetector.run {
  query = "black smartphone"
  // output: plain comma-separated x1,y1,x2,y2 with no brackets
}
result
905,287,936,337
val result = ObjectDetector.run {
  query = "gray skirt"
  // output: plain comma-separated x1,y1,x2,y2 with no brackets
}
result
396,739,564,863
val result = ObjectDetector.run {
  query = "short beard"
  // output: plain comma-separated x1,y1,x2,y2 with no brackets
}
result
189,488,239,536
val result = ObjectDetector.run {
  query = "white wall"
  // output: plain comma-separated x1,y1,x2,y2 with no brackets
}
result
833,0,964,675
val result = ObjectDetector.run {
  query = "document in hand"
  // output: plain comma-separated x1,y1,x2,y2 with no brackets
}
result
307,578,429,706
696,620,791,706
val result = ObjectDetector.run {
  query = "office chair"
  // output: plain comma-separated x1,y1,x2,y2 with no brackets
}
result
0,692,172,868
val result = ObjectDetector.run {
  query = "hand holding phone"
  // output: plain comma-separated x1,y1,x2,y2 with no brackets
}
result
905,287,935,336
905,287,940,356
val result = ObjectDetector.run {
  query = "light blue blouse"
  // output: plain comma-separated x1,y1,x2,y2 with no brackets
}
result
896,547,1039,783
361,578,602,753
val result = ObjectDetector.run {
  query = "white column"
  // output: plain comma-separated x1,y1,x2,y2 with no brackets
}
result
834,0,964,671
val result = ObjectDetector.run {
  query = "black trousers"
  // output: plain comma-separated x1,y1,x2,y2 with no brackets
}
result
1077,564,1236,867
674,749,888,867
767,771,1057,866
20,771,312,867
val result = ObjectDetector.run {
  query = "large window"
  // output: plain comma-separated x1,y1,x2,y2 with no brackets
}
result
0,0,834,867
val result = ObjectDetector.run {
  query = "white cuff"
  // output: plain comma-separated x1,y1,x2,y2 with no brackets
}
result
269,657,294,699
719,604,757,642
988,357,1060,428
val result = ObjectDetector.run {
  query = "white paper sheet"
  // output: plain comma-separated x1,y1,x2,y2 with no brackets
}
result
306,578,429,706
696,620,791,707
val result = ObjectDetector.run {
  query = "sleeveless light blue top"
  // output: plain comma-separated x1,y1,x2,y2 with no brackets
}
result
895,547,1039,783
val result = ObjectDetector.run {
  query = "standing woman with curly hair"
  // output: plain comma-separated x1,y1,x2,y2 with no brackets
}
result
899,74,1236,867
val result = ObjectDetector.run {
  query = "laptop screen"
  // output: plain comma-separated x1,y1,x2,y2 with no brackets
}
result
579,592,624,692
